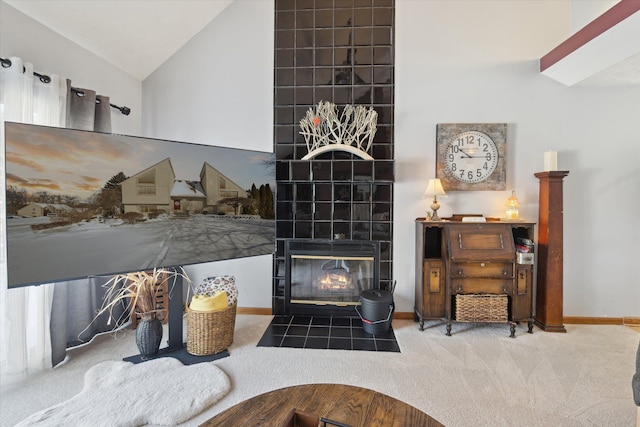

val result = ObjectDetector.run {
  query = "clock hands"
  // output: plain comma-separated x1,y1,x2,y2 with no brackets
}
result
459,148,472,158
459,148,486,159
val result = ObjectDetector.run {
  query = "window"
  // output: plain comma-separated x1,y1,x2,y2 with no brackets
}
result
138,171,155,184
220,190,238,199
137,171,156,194
137,186,156,195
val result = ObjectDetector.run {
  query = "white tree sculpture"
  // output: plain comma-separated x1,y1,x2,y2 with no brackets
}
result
299,101,378,160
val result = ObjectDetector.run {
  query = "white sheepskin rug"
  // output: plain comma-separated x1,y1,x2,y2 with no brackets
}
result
15,357,231,427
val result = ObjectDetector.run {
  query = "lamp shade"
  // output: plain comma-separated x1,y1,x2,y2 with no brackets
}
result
424,178,446,197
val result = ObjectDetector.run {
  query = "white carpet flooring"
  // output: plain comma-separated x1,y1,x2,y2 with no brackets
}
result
1,315,638,427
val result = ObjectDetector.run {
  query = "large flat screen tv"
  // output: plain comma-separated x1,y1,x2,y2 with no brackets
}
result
3,122,275,288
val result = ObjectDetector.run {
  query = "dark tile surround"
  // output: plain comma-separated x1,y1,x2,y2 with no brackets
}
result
258,314,400,352
272,0,396,315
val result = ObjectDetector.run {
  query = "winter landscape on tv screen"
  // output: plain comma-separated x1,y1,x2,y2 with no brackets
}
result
4,122,275,288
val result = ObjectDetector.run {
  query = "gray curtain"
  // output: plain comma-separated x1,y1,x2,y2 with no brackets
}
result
50,83,117,366
65,80,112,132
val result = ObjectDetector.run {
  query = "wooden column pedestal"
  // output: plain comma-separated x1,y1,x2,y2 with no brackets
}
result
534,171,569,332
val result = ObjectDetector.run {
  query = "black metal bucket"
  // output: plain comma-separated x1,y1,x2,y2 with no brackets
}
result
356,289,394,335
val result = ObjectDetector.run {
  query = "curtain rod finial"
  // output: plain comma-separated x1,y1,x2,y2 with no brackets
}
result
109,103,131,115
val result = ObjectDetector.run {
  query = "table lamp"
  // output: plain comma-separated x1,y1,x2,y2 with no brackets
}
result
424,178,447,221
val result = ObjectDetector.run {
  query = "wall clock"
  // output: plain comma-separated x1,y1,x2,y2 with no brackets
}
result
436,123,507,191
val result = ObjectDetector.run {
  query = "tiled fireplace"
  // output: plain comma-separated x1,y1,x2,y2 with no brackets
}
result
285,239,380,315
272,0,395,316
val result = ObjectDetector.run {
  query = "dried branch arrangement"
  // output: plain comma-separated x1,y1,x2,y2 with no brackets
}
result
98,268,191,325
299,101,377,160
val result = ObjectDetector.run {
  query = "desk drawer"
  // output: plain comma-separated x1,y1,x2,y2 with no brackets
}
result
451,278,512,294
451,262,512,278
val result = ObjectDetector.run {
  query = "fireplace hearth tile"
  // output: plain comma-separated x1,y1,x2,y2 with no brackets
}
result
331,317,352,327
258,333,284,347
282,336,307,348
257,315,400,353
328,337,352,350
353,339,377,351
375,339,401,352
270,325,290,335
310,317,331,326
288,325,311,336
290,315,312,325
305,337,330,349
272,315,292,324
330,327,352,338
352,327,372,339
308,326,330,337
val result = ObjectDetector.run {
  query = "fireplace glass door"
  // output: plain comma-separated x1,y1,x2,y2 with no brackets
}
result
290,254,375,305
285,239,380,314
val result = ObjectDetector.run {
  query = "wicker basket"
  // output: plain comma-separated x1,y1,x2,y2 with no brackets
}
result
455,294,508,323
186,302,237,355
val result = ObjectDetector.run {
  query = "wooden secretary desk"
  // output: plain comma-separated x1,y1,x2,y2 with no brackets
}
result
415,219,536,337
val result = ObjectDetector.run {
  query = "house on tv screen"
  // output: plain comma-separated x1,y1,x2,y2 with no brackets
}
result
16,203,73,218
120,158,245,216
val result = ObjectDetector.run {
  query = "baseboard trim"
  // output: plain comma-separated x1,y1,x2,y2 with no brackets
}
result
233,309,640,326
237,307,272,315
563,316,640,325
393,312,415,320
563,317,621,325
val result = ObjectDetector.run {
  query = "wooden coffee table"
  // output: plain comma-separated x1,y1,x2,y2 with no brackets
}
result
200,383,444,426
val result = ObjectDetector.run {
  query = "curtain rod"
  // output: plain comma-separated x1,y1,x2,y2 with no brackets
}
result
1,57,131,116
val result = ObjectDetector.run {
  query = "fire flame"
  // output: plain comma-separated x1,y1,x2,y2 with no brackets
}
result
317,272,353,290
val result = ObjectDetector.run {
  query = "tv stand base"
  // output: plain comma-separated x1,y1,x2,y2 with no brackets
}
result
123,345,229,365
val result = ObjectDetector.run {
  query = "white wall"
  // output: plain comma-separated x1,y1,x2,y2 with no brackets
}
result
0,2,142,137
142,0,275,309
395,0,640,317
141,0,273,149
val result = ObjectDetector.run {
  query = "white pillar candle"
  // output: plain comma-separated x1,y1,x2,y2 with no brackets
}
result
543,151,557,171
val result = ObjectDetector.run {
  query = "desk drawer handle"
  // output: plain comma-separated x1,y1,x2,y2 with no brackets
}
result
457,268,463,275
503,284,508,293
504,269,508,276
480,262,485,267
457,284,463,292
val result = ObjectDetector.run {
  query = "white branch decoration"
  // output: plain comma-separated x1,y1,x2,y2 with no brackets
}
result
299,101,377,160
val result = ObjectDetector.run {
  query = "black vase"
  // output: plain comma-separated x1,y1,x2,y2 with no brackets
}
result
136,317,163,359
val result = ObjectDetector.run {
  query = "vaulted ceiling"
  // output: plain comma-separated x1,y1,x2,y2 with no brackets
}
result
3,0,233,81
540,0,640,87
3,0,639,86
